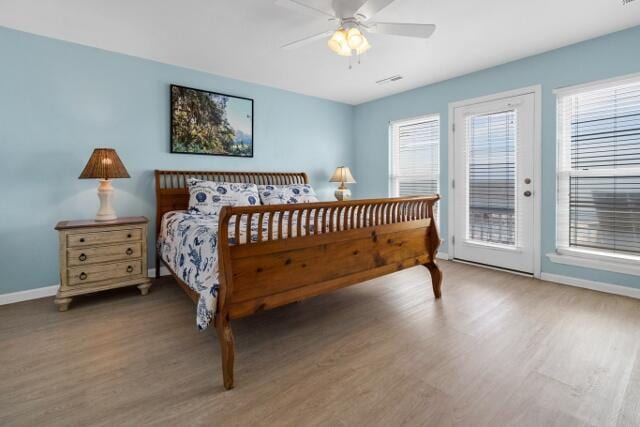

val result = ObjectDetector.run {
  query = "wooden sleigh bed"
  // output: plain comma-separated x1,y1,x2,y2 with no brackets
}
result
155,169,442,390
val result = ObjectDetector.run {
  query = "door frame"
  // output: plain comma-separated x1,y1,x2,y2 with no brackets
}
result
447,85,542,278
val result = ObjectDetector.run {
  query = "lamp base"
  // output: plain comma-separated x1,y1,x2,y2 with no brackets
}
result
334,187,351,201
96,179,117,221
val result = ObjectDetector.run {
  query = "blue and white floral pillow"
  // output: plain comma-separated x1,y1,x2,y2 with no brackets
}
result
258,184,319,205
188,178,260,214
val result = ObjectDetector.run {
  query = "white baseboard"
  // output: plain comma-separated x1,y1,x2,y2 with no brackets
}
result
540,272,640,300
0,268,172,306
0,285,58,305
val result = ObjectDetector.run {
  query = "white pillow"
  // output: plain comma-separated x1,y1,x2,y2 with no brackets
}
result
188,178,260,215
258,184,319,205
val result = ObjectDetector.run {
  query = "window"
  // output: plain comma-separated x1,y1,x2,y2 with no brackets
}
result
465,110,517,246
554,74,640,269
390,115,440,221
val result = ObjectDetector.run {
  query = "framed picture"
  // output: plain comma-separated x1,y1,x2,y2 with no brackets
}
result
170,84,254,157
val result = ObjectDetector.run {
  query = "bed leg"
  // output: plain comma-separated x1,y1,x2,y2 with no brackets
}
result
425,261,442,299
215,316,235,390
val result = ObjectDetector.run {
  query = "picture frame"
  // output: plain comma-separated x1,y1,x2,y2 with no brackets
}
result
170,84,254,158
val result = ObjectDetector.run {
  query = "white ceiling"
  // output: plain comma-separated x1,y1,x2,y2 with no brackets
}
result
0,0,639,105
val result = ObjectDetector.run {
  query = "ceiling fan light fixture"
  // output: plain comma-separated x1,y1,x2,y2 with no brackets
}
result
328,28,354,56
327,38,341,54
327,28,347,54
356,36,371,54
346,27,364,49
328,27,370,57
337,46,352,56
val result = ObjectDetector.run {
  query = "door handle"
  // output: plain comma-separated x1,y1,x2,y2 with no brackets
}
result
524,190,532,197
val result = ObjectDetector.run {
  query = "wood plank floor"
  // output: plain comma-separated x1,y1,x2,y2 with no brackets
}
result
2,260,640,426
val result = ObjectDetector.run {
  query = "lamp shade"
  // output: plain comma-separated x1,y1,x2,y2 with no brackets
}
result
329,166,356,184
79,148,130,180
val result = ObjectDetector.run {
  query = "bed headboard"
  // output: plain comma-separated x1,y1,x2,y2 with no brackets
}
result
154,169,309,235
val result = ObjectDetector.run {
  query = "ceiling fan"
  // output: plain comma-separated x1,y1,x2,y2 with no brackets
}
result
276,0,435,61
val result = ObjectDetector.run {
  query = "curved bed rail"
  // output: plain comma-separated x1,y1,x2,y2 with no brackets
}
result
218,195,440,245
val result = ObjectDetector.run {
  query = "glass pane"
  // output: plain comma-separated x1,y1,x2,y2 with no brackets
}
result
569,84,640,170
569,175,640,254
466,110,517,246
396,118,440,222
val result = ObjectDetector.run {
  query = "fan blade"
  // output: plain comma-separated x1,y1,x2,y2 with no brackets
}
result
275,0,336,19
366,22,436,39
282,30,334,50
331,0,367,19
355,0,396,21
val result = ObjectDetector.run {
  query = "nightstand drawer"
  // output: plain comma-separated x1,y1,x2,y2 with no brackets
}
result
67,228,142,247
67,243,142,267
68,260,143,286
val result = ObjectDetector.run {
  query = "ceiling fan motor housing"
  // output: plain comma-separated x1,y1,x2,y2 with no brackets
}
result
341,17,360,30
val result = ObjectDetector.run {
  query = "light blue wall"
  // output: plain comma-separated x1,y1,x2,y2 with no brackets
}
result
0,26,354,294
353,25,640,288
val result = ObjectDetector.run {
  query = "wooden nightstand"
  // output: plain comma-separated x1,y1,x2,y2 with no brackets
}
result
54,216,152,311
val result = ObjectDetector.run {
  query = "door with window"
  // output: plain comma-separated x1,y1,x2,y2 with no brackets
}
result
452,93,536,273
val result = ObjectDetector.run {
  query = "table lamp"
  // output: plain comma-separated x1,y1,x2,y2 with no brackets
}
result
329,166,356,201
79,148,130,221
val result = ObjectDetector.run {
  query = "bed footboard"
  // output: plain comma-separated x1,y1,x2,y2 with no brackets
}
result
214,195,441,389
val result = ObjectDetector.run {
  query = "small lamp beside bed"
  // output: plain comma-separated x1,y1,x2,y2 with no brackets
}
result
330,166,356,201
79,148,130,221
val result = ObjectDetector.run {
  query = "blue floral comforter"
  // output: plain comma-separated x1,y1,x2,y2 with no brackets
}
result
159,211,224,329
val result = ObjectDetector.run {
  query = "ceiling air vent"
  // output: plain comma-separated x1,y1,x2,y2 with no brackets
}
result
376,75,403,85
623,0,636,4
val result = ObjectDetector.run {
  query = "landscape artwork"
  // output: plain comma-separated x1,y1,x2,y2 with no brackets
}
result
170,84,253,157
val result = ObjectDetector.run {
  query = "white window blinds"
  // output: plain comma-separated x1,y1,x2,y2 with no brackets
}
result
556,75,640,257
466,110,517,246
390,115,440,221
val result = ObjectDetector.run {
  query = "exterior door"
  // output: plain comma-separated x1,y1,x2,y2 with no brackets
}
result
452,93,535,273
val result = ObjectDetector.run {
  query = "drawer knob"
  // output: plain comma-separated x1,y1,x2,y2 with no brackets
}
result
78,253,87,261
127,265,134,273
127,233,132,238
79,238,85,243
79,272,87,280
126,248,133,256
